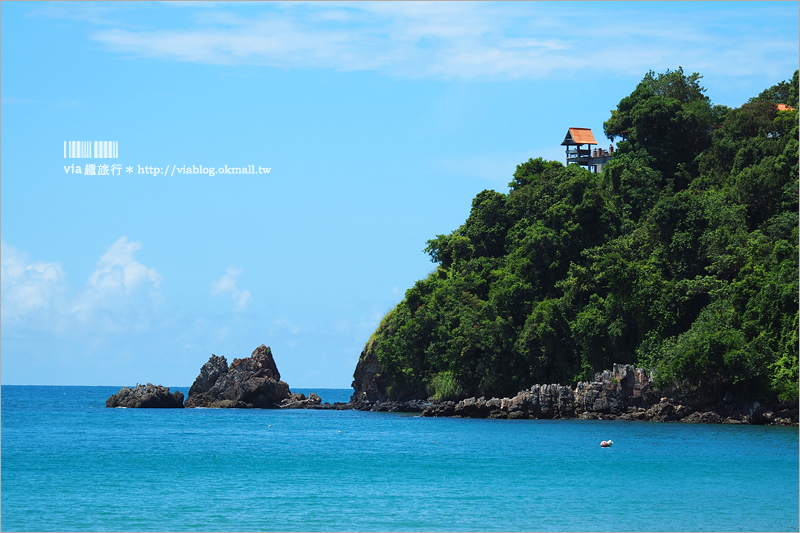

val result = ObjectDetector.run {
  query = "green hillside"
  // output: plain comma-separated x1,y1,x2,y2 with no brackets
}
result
365,69,799,404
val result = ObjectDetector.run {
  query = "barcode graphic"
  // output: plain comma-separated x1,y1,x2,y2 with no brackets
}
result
63,141,118,158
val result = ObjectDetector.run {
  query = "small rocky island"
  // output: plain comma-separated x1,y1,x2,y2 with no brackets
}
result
106,344,328,410
106,383,184,408
184,344,291,408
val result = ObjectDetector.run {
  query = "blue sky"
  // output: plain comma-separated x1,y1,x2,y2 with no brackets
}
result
2,1,798,388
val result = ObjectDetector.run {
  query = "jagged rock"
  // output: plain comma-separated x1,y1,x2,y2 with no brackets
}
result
504,384,574,419
682,411,723,424
646,401,692,422
185,345,291,408
187,354,228,401
453,397,492,418
421,401,455,417
106,383,184,408
279,392,322,409
574,364,656,416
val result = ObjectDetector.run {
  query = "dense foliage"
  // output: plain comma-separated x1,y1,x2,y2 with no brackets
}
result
371,69,799,404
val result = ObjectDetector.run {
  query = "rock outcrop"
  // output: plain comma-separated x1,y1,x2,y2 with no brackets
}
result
279,392,323,409
106,383,184,408
419,364,669,419
574,365,657,415
411,364,798,425
184,345,291,408
351,333,389,403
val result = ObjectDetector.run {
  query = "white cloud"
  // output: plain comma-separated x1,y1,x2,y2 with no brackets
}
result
31,2,120,25
211,267,252,311
271,316,302,335
236,291,252,310
87,236,163,297
1,241,67,318
70,237,163,322
83,2,797,82
2,238,164,332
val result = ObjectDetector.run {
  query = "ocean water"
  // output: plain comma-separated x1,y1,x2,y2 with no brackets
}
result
1,386,798,532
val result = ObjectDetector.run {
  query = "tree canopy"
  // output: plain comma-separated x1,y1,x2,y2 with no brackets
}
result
366,69,799,404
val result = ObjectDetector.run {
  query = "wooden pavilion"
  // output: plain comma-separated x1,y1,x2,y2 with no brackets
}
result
561,127,614,173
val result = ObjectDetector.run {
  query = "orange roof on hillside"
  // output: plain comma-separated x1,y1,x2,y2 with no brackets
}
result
561,127,598,146
743,102,796,112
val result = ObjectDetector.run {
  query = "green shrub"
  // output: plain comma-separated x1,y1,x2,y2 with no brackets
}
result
429,371,465,401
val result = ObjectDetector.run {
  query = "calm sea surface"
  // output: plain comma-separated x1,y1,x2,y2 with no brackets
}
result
1,386,798,532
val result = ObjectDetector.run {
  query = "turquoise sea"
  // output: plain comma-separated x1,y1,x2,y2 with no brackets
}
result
1,386,798,532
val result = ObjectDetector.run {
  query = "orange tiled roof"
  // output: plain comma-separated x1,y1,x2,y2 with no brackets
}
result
561,127,598,146
743,102,796,111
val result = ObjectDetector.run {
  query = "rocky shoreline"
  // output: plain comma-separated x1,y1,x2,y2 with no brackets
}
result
348,364,798,426
106,347,798,426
